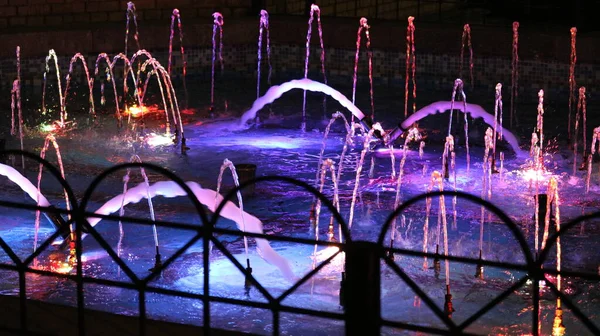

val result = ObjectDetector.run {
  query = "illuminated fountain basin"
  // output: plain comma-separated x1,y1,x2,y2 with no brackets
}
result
1,78,600,335
1,115,600,336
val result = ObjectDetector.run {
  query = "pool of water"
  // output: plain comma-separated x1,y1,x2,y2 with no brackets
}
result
1,84,600,335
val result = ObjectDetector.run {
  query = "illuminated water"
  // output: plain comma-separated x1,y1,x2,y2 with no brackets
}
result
0,79,599,335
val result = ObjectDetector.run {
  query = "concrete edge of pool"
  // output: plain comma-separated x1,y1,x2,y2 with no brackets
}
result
0,295,253,336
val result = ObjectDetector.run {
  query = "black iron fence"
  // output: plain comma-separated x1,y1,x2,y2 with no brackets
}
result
0,149,599,335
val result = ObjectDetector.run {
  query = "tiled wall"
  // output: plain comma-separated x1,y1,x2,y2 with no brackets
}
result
1,43,595,102
0,0,252,29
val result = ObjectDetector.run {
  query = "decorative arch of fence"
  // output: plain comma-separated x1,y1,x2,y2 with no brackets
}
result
0,149,598,336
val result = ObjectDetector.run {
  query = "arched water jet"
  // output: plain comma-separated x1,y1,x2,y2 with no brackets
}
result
42,50,66,126
139,66,172,135
401,101,526,157
64,53,96,122
240,78,369,130
93,53,121,126
215,159,250,279
116,155,161,270
34,135,70,255
81,180,295,280
111,53,142,125
138,58,185,149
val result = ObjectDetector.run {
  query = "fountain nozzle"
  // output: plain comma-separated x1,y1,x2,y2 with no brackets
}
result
149,248,163,274
209,105,215,119
387,237,395,261
309,201,317,227
67,238,77,265
433,244,441,278
244,258,253,295
552,299,566,336
444,284,455,318
181,137,189,154
475,249,484,279
327,223,335,242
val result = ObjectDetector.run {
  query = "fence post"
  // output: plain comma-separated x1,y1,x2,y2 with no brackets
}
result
344,241,380,336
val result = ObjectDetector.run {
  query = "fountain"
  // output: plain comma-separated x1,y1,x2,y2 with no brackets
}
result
1,7,600,336
210,12,225,117
125,1,141,56
34,134,70,256
64,53,96,123
510,22,520,129
574,86,587,173
568,27,577,141
352,17,375,121
42,49,66,127
93,53,121,126
168,8,188,108
447,78,471,171
459,24,474,88
302,4,327,132
215,158,252,288
404,16,416,118
10,47,24,171
256,10,272,101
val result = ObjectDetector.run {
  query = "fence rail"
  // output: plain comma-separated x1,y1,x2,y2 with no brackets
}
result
0,149,599,335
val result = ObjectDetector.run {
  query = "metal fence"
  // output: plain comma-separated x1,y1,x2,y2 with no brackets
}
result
0,149,599,335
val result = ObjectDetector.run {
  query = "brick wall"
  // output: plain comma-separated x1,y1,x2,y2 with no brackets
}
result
0,0,253,29
0,6,599,102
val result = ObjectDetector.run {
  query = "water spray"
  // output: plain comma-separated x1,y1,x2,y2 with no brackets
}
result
575,87,587,171
352,17,375,121
491,83,503,173
302,4,327,132
433,244,441,278
125,2,141,56
404,16,416,118
568,27,577,142
256,10,272,119
210,12,224,118
510,22,519,129
168,8,188,108
459,24,474,89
